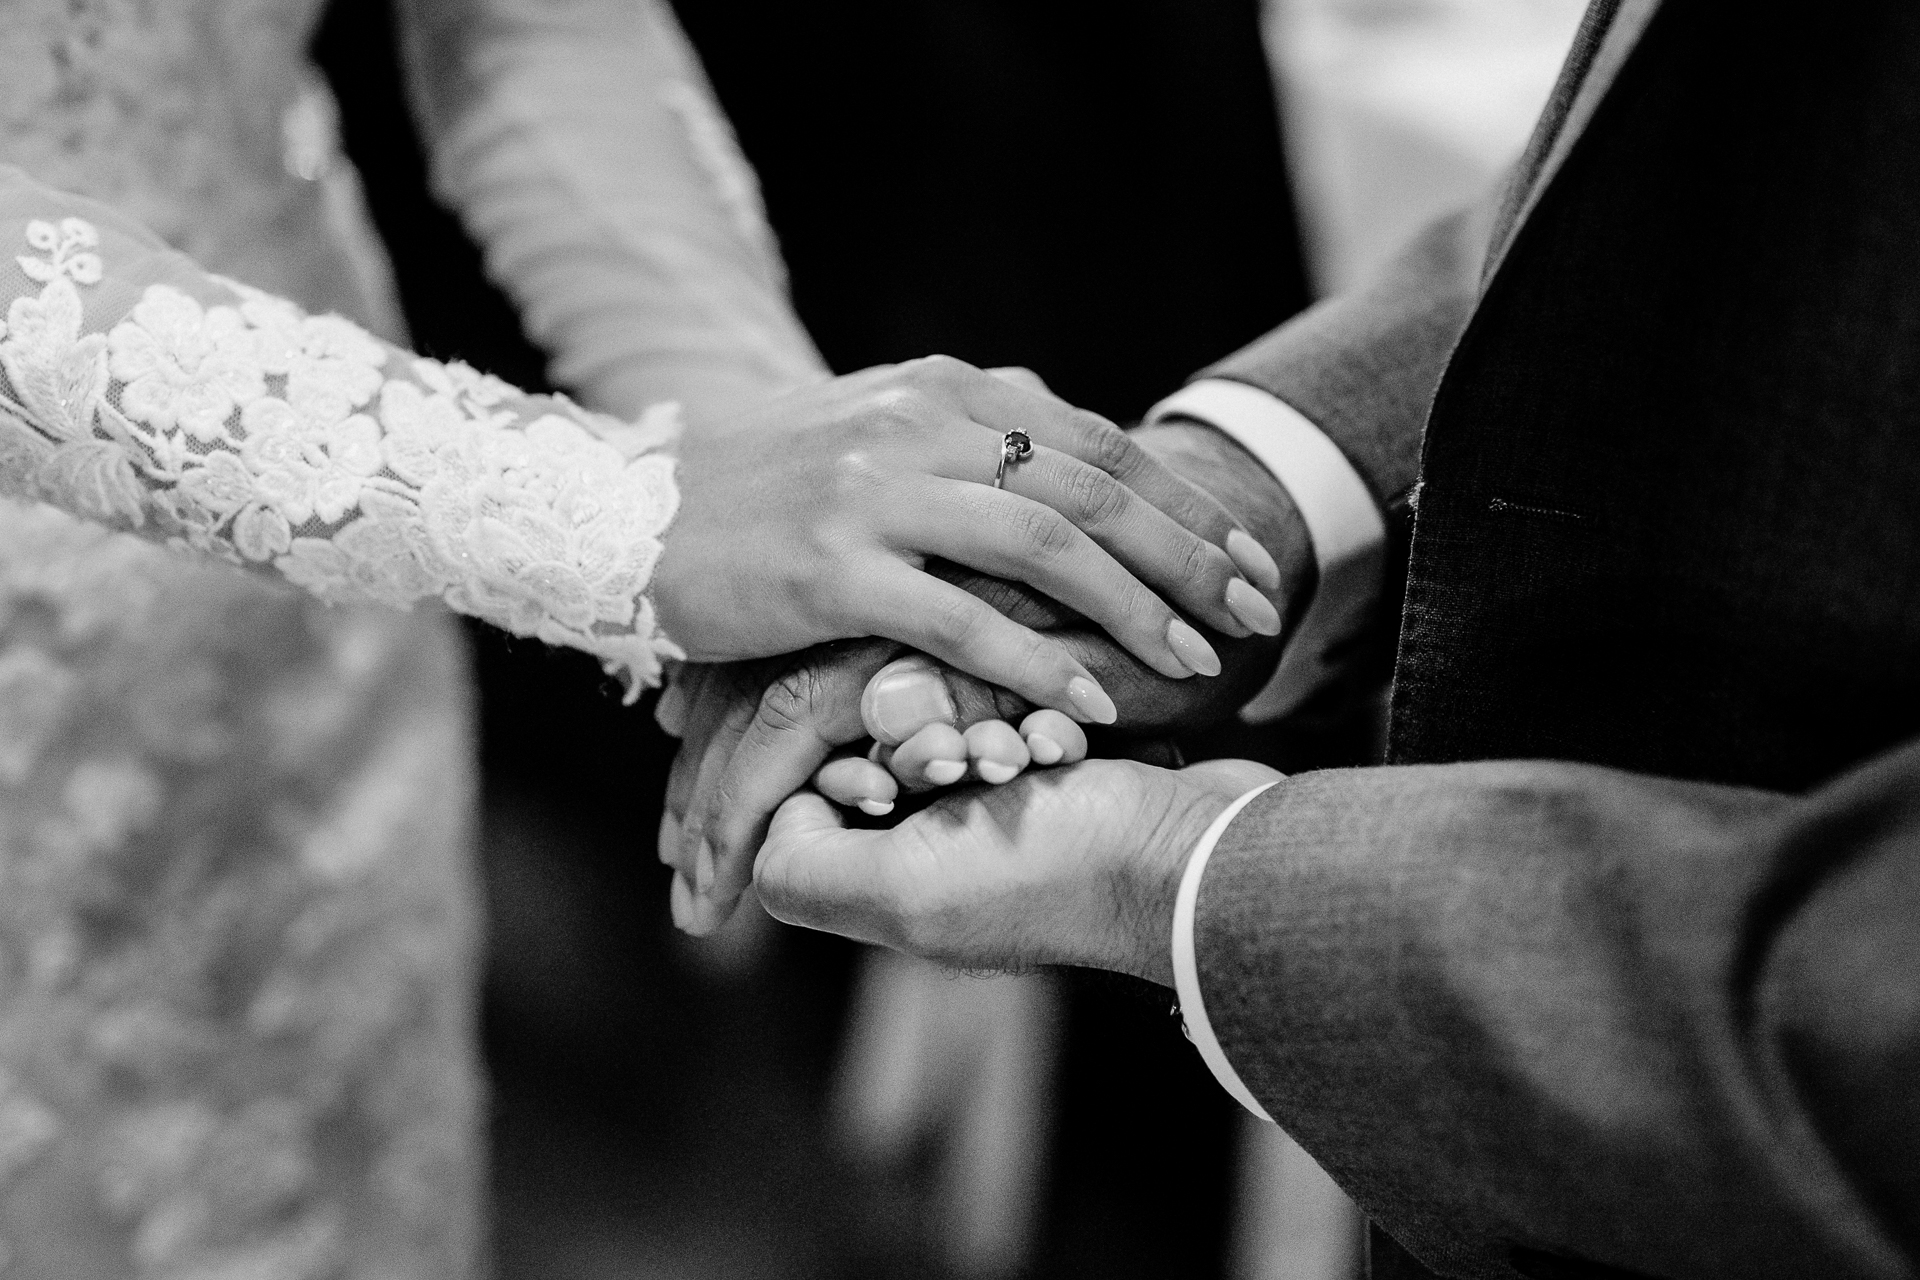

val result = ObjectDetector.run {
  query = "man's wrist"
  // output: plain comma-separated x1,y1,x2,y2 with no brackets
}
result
1102,767,1237,988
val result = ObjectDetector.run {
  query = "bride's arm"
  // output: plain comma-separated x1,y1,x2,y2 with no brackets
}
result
0,166,1279,722
395,0,827,426
0,165,683,695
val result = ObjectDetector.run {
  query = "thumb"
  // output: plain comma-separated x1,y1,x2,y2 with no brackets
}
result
862,653,1031,746
755,791,891,936
765,788,848,846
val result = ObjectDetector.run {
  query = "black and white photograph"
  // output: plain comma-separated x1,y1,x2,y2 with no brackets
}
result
0,0,1909,1277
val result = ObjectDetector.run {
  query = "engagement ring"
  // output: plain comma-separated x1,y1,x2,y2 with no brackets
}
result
993,430,1033,489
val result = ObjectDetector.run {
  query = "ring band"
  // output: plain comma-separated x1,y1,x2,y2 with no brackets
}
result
993,430,1033,489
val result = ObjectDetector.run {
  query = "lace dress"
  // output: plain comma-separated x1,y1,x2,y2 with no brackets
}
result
0,1,822,1275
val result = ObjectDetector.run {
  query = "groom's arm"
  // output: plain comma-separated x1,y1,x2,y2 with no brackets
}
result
1188,744,1920,1280
1147,204,1492,718
1189,202,1492,515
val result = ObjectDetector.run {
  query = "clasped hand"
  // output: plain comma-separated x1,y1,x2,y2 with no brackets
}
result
653,398,1312,961
651,355,1285,722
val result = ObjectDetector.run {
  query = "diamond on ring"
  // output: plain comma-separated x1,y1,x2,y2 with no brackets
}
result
994,430,1034,489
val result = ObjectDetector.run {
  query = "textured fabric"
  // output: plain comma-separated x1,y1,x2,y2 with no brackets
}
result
1191,0,1920,1276
1202,205,1489,518
0,168,685,694
397,0,828,427
1200,751,1919,1280
0,0,807,1274
1396,0,1920,782
0,3,490,1275
1171,779,1278,1121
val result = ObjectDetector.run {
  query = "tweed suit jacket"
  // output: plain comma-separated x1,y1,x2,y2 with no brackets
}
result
1189,1,1920,1277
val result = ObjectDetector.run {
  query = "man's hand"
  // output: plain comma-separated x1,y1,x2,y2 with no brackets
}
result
656,415,1317,935
752,758,1282,985
655,643,904,934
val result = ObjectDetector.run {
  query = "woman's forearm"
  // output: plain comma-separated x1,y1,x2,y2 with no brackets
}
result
0,165,686,695
396,0,828,427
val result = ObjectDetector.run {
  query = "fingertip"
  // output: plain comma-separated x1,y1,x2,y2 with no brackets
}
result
861,654,957,746
1225,578,1283,638
890,722,969,790
1019,710,1087,766
670,870,694,931
925,759,967,786
815,756,899,811
1065,675,1118,725
1167,619,1223,678
654,679,690,737
963,719,1030,785
1227,528,1283,593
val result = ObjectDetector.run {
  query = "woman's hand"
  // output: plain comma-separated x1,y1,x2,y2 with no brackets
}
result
651,356,1282,723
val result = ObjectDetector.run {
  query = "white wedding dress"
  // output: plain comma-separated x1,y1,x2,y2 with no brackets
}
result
0,0,822,1275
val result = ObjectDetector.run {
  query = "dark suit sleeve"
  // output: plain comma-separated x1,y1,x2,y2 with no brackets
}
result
1195,744,1920,1280
1196,202,1493,515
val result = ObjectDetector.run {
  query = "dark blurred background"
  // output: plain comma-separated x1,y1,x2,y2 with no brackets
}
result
313,3,1315,1275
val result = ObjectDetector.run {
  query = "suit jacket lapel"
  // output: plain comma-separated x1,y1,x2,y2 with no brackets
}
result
1481,0,1665,285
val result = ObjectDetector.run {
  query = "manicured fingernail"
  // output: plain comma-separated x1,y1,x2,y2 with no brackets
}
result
925,759,967,786
1226,529,1281,592
857,797,895,816
977,760,1020,785
694,840,715,896
862,657,957,745
1066,676,1117,725
1027,733,1064,766
670,872,694,930
1225,578,1282,637
1167,619,1222,677
658,812,681,865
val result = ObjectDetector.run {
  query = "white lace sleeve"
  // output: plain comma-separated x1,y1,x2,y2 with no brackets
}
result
0,168,685,696
397,0,830,426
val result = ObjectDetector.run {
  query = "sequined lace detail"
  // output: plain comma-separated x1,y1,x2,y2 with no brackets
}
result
0,215,684,695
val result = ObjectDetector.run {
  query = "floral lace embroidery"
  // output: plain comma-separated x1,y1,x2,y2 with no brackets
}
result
0,217,683,695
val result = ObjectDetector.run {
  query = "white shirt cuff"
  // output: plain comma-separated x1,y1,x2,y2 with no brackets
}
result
1146,379,1387,723
1172,780,1281,1123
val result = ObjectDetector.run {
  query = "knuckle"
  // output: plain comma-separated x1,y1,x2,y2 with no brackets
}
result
824,451,887,516
1077,414,1135,473
1065,465,1132,528
760,666,826,735
907,353,970,386
1014,506,1077,561
855,388,929,439
1176,534,1223,585
1003,631,1060,699
923,591,985,650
